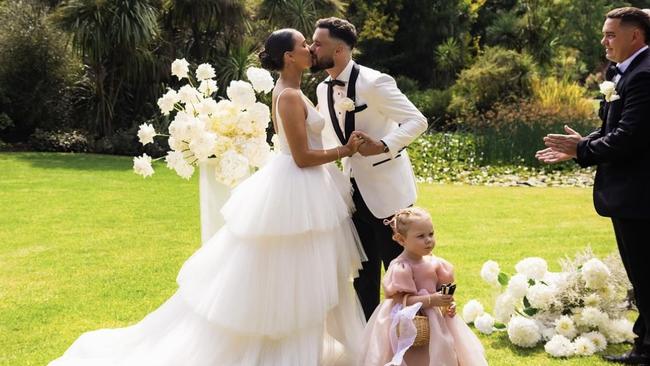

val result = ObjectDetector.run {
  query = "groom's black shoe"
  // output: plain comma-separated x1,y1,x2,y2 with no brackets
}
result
603,348,650,364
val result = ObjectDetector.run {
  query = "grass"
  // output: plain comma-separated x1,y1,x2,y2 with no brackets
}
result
0,152,629,365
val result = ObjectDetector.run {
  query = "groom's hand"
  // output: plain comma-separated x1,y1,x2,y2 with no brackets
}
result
542,125,582,158
535,147,574,164
353,131,385,156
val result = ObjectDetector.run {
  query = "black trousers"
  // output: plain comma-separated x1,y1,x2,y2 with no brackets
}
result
612,217,650,352
351,179,403,320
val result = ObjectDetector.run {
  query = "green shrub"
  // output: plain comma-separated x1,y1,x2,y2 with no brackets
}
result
28,129,91,153
395,75,420,95
409,132,480,179
448,47,537,116
407,88,453,130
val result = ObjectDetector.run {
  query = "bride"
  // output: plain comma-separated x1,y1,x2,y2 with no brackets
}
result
49,28,367,366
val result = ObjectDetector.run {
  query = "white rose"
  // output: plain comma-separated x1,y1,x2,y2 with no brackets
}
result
474,313,495,335
227,80,256,109
195,63,216,80
157,89,179,115
599,81,620,102
462,299,484,324
581,258,611,290
507,273,529,299
515,257,548,280
572,336,596,356
554,315,578,339
335,97,356,112
480,260,501,286
171,58,190,80
137,123,156,145
198,79,218,96
526,283,556,310
133,154,154,178
544,334,575,357
246,67,274,93
507,315,541,348
582,331,607,352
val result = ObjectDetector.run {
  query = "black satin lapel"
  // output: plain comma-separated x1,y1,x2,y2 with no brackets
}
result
343,63,360,143
327,82,346,145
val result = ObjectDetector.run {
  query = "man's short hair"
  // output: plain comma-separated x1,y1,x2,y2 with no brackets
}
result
607,7,650,42
315,17,357,49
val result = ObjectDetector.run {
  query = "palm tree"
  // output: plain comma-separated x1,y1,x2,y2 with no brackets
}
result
259,0,346,37
53,0,159,136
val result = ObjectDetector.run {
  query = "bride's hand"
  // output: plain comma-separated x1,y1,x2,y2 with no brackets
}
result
342,132,365,156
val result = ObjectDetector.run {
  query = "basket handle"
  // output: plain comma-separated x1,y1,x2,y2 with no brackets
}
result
402,293,411,308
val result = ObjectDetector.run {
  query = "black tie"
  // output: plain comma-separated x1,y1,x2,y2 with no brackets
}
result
607,65,623,80
325,79,346,87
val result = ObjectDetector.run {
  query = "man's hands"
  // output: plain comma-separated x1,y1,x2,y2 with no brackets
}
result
349,131,386,156
536,125,582,164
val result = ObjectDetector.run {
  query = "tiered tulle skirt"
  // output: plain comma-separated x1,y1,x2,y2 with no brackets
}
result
49,154,366,366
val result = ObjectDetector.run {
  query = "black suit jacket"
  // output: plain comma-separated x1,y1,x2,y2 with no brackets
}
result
576,48,650,219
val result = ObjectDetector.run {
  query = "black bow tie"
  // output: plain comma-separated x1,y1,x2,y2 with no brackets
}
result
325,79,346,87
606,65,624,80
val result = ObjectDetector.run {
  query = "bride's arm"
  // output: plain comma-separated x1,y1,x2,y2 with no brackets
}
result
279,89,360,168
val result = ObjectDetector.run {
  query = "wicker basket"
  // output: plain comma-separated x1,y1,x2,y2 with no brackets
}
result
400,295,429,347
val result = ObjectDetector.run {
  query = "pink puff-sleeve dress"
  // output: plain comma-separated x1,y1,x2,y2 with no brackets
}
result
358,255,488,366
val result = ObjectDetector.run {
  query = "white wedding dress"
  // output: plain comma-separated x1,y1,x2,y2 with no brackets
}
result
49,89,367,366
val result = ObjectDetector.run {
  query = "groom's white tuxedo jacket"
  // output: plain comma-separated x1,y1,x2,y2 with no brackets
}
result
316,60,427,218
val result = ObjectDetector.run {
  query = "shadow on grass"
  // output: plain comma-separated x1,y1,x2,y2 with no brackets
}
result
3,152,132,172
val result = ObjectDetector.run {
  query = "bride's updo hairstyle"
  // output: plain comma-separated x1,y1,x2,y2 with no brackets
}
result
259,29,296,71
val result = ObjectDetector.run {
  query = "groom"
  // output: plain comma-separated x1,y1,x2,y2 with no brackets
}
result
310,17,428,319
537,7,650,364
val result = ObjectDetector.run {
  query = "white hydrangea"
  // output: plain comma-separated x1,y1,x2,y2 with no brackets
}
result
178,85,202,106
217,149,250,187
195,98,219,117
581,258,611,290
603,318,635,344
576,306,609,329
554,315,578,339
526,283,555,310
137,123,156,145
494,292,518,323
227,80,256,109
462,299,484,324
195,63,216,80
572,336,596,356
544,334,574,357
133,154,154,178
241,137,271,168
507,315,541,348
474,313,495,335
246,67,274,94
582,331,607,352
515,257,548,280
248,102,271,130
189,132,217,162
541,326,556,341
507,273,529,299
480,260,500,286
198,79,218,96
171,58,190,80
174,161,194,180
157,89,179,115
164,150,185,169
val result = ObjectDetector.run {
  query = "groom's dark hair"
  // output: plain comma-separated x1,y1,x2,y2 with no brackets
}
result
315,17,357,49
607,7,650,43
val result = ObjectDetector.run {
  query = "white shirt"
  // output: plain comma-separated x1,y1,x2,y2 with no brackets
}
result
614,45,648,83
328,60,355,131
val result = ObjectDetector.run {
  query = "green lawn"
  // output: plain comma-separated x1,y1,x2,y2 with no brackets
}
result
0,152,629,365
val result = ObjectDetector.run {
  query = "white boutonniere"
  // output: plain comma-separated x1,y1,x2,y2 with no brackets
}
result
599,81,620,102
335,97,356,112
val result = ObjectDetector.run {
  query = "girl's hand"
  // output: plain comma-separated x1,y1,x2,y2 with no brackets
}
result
446,302,457,317
429,292,453,307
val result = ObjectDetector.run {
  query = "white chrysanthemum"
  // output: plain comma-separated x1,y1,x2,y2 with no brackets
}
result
480,260,501,286
603,318,635,344
544,334,574,357
174,161,194,180
137,123,156,145
217,150,250,187
189,132,217,162
178,85,203,106
554,315,578,339
494,292,518,323
198,79,218,96
507,315,541,348
526,283,555,310
133,154,154,178
171,58,190,80
582,331,607,352
195,63,216,80
581,258,611,290
164,150,185,170
462,299,484,324
573,336,596,356
576,306,609,329
246,67,274,93
541,327,556,341
241,137,271,168
507,273,529,299
227,80,256,109
474,313,495,335
515,257,548,280
584,293,600,307
157,89,179,115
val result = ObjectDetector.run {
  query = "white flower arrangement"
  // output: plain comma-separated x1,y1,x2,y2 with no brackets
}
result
599,81,620,102
132,59,275,187
465,248,634,358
